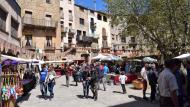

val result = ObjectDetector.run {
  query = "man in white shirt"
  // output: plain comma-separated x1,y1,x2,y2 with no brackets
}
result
119,72,127,94
140,63,149,100
158,59,180,107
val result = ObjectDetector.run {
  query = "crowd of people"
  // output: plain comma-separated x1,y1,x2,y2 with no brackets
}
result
140,59,190,107
37,59,190,107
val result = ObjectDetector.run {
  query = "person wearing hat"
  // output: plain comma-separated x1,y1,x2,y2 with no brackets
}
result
158,59,180,107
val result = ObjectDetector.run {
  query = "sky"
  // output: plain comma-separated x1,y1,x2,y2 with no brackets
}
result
75,0,107,11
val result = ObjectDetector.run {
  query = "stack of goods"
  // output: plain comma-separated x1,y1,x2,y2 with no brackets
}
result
1,67,23,107
132,78,143,89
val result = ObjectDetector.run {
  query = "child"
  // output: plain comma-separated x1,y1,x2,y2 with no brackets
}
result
119,72,127,94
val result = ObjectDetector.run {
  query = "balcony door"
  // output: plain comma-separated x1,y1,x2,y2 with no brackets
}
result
25,35,32,46
25,11,32,24
46,36,52,47
45,15,52,26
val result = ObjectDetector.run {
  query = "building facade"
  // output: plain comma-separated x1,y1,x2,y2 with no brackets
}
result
95,11,112,53
60,0,76,50
17,0,61,59
0,0,22,56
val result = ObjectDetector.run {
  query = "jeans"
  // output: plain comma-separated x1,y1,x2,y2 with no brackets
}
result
83,80,90,98
48,82,55,96
40,81,47,96
102,77,107,91
66,75,70,87
121,84,126,93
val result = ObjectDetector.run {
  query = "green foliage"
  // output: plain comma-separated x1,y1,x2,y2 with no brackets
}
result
106,0,190,59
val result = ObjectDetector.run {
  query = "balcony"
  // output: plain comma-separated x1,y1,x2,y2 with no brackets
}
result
129,40,137,47
76,36,93,43
0,19,6,32
22,16,57,29
68,28,75,37
44,43,55,51
23,41,36,50
69,15,73,21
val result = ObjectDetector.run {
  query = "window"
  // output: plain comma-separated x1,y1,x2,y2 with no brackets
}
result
77,30,82,36
60,21,64,27
0,8,7,32
121,37,126,43
24,11,32,24
46,0,51,4
25,35,32,46
122,46,125,51
79,18,84,25
69,10,73,21
83,31,86,36
46,36,52,47
69,23,72,28
131,37,135,42
79,7,84,12
103,16,107,22
68,0,72,4
97,14,102,20
45,14,52,26
60,7,64,18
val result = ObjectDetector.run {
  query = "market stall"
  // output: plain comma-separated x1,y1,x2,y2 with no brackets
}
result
0,55,40,107
1,59,24,107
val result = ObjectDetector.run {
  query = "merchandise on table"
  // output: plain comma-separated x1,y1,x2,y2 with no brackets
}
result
1,62,24,107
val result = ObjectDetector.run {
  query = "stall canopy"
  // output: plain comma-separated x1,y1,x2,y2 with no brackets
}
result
1,55,44,65
100,54,123,61
1,54,31,64
91,54,108,60
174,53,190,59
143,57,157,63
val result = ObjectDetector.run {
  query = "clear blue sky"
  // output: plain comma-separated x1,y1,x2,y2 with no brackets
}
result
75,0,107,11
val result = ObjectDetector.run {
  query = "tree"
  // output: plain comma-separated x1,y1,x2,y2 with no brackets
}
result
106,0,190,60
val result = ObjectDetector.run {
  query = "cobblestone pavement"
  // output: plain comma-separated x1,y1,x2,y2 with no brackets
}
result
17,76,159,107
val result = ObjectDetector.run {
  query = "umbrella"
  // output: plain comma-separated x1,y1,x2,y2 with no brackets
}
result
100,54,123,61
91,54,108,60
174,53,190,59
143,57,157,63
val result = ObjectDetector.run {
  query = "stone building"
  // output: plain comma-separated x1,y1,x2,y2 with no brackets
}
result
17,0,61,59
60,0,76,50
0,0,22,56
